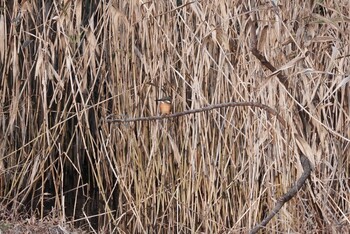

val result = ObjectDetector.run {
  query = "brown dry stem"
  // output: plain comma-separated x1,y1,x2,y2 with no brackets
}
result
107,101,286,127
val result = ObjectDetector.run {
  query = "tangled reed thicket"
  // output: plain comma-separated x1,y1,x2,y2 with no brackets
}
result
0,0,349,233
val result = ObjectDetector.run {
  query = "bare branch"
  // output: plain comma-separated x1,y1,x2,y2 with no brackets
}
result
107,101,286,127
250,154,312,234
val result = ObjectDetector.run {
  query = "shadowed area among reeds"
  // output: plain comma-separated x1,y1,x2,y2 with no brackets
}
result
0,0,349,233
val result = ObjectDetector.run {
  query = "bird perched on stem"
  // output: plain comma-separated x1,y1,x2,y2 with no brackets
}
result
155,96,172,115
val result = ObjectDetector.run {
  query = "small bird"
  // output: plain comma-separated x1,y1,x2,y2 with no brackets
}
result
155,96,172,115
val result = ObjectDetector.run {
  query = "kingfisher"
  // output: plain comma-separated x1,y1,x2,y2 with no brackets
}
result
155,96,172,115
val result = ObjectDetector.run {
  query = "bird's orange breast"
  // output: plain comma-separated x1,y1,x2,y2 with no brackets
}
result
159,102,171,115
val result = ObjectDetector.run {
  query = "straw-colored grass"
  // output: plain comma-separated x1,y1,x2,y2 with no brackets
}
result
0,0,349,233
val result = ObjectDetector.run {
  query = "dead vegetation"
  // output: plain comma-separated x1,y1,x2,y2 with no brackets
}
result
0,0,349,233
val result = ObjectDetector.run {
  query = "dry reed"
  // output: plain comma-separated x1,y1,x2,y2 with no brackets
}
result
0,0,349,233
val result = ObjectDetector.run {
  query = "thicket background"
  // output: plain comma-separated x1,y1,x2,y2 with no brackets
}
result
0,0,349,233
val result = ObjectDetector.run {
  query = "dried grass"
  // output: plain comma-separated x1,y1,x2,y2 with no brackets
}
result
0,0,349,233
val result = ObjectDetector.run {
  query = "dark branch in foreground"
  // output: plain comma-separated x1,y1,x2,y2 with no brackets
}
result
249,154,312,234
106,101,286,126
108,99,312,233
248,7,312,234
249,6,289,89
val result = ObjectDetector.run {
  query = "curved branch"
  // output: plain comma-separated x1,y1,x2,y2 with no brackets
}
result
249,154,312,234
106,101,286,127
108,100,312,234
248,7,313,233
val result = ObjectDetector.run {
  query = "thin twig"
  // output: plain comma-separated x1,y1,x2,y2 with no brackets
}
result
106,101,286,127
